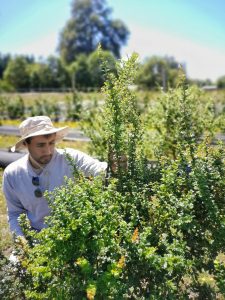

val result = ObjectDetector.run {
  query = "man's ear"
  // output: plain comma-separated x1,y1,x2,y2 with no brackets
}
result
23,141,27,147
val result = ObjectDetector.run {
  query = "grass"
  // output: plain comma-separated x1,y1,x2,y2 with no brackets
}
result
0,169,13,254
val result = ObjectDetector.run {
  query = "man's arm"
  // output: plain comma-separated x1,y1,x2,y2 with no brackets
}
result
2,172,26,237
65,148,107,177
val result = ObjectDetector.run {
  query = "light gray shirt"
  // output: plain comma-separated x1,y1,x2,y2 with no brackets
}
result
2,148,107,236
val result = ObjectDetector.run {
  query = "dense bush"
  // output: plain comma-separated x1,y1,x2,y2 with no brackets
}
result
7,96,25,120
217,75,225,89
65,91,83,121
0,95,25,120
145,75,215,159
1,54,225,299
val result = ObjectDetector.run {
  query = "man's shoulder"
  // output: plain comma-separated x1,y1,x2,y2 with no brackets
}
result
55,148,93,165
4,154,28,176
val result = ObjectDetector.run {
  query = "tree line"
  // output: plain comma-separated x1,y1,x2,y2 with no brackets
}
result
2,51,222,92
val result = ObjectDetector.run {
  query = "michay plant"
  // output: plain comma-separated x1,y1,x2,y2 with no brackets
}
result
1,54,225,300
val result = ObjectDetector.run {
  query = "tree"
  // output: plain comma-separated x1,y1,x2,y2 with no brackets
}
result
137,56,184,90
0,53,11,79
58,0,129,63
88,49,116,88
3,56,30,90
67,54,91,90
28,57,70,90
28,63,44,90
46,56,70,88
28,62,55,90
217,75,225,89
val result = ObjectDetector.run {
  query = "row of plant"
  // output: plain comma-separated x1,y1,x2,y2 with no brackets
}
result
1,91,225,139
0,91,84,122
1,54,225,299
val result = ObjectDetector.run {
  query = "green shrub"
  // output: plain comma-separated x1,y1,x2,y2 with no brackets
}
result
7,96,25,120
0,80,15,92
0,96,8,120
65,91,83,121
214,253,225,295
2,54,225,299
29,98,61,121
146,74,215,159
19,144,225,299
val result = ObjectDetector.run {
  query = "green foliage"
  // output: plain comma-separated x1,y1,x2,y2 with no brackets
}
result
58,0,129,63
0,95,25,120
88,49,117,88
146,74,215,159
0,96,8,120
0,53,11,79
217,75,225,89
65,91,83,121
0,79,14,92
82,96,106,160
15,142,225,298
1,54,225,299
102,53,152,191
83,52,153,191
67,54,91,90
137,55,183,90
7,96,25,120
46,56,70,88
3,56,30,89
214,253,225,294
29,98,60,121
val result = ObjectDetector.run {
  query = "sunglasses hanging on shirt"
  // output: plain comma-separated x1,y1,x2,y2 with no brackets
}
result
32,176,43,198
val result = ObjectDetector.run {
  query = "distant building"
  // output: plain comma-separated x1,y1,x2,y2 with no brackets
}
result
202,85,217,91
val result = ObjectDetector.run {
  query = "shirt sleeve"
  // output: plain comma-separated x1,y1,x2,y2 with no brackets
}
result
2,171,26,237
65,148,107,177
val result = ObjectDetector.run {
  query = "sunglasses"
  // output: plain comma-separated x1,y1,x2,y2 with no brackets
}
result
32,176,43,198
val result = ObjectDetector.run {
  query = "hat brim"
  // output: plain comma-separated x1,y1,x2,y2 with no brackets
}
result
11,126,69,152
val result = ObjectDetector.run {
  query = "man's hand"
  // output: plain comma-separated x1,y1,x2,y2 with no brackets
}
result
109,152,128,174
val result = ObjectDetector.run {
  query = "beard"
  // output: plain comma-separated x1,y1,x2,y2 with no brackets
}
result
38,155,53,165
29,154,53,168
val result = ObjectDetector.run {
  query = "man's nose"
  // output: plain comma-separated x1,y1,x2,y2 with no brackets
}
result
44,145,52,154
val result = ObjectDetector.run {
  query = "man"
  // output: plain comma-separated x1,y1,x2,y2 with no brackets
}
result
2,116,107,238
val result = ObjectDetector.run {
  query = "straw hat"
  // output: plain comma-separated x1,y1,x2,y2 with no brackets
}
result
11,116,69,152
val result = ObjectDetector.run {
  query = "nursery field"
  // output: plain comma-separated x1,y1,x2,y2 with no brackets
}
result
1,89,225,107
1,63,225,298
0,87,225,255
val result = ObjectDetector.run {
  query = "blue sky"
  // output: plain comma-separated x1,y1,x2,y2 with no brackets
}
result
1,0,225,81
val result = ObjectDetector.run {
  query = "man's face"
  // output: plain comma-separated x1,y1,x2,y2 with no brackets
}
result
26,134,56,165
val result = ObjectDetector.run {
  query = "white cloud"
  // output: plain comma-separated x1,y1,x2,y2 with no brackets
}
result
122,24,225,81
